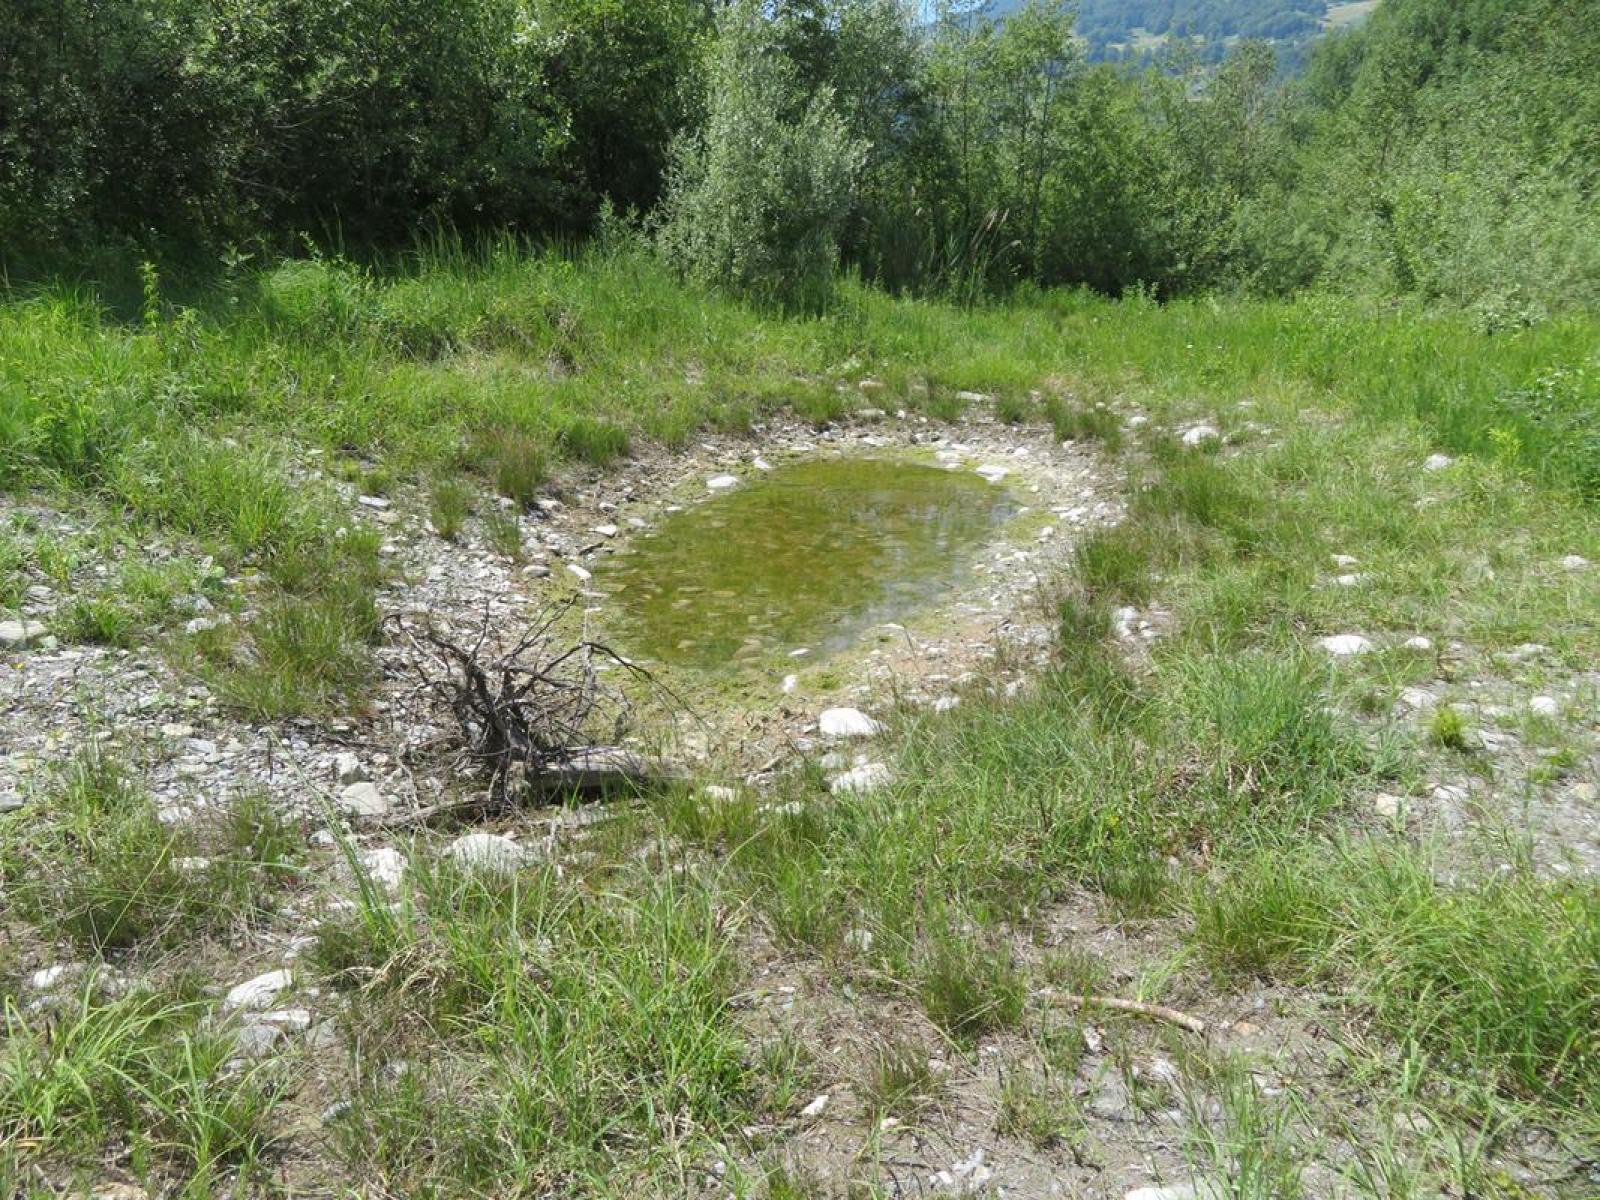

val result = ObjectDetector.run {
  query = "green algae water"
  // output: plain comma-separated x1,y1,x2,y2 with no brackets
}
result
602,457,1015,670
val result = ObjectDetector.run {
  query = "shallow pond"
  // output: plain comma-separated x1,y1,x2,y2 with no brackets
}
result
602,457,1016,670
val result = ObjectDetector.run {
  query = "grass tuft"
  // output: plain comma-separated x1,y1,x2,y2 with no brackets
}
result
559,415,630,465
1428,705,1471,750
916,931,1027,1043
859,1037,944,1120
475,428,549,509
427,474,472,541
1047,397,1124,451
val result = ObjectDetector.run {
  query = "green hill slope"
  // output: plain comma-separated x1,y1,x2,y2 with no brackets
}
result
982,0,1380,63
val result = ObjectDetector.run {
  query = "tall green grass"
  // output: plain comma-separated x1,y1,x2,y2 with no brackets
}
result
5,245,1597,519
1195,843,1600,1109
311,857,748,1195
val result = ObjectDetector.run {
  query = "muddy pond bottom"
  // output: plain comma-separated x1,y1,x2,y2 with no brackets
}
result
602,457,1016,670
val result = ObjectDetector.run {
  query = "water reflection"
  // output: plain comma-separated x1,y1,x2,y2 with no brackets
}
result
602,457,1014,669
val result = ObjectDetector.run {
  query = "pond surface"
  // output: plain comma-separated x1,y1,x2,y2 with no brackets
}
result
602,457,1015,670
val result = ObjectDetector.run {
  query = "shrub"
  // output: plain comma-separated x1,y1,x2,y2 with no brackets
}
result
655,0,865,312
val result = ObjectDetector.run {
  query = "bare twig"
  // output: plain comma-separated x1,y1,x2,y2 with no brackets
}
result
1054,993,1208,1036
385,601,679,808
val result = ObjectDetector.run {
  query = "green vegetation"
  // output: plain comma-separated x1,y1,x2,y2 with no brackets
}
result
1070,0,1339,60
7,1,1594,310
3,256,1596,1187
2,0,1597,1194
4,748,302,952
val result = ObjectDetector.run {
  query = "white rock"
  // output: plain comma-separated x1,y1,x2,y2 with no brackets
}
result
337,781,388,818
819,707,882,737
592,524,619,538
0,791,24,813
974,464,1009,483
1398,687,1435,710
1331,554,1359,568
258,1007,314,1032
701,785,738,802
950,1149,989,1183
333,752,366,785
753,456,773,471
955,390,989,403
781,673,799,694
1125,1183,1225,1200
829,763,893,795
0,620,47,648
566,563,592,583
1561,555,1589,571
1180,424,1220,447
1422,453,1455,472
356,494,390,509
931,696,961,713
800,1094,830,1118
1529,696,1561,718
30,964,79,991
225,969,294,1011
1320,634,1375,657
1373,793,1404,820
234,1022,285,1058
358,847,407,891
445,832,527,875
707,474,739,491
1404,636,1434,651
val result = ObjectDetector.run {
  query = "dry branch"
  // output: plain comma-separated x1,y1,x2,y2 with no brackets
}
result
1054,993,1208,1036
387,602,679,808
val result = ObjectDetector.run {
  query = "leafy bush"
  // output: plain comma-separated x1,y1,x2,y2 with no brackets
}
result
0,0,706,249
656,0,866,311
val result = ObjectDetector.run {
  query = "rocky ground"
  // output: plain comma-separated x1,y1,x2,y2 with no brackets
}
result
3,399,1596,1200
1,404,1125,829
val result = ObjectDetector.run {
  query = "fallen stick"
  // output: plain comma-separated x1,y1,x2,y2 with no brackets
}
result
510,746,686,800
369,748,680,829
1055,993,1208,1036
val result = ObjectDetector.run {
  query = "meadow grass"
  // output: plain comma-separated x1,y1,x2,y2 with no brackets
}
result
309,856,750,1196
0,986,284,1192
1,747,304,953
2,244,1598,1191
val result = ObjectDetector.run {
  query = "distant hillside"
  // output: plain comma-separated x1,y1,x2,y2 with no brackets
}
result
981,0,1381,65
